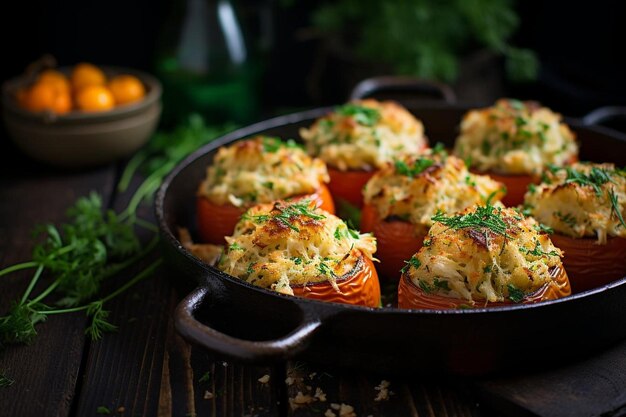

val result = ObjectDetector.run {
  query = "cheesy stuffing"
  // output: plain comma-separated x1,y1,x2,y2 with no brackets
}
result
300,99,426,171
404,205,564,303
524,162,626,243
197,136,329,207
453,99,578,175
218,200,376,295
363,149,505,235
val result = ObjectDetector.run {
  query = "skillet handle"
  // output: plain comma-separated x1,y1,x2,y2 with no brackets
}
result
349,76,456,104
581,106,626,127
175,286,323,362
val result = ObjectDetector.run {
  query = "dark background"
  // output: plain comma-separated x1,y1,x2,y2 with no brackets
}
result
2,0,625,121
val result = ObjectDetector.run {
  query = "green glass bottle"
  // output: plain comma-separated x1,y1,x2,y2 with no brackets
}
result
155,0,259,126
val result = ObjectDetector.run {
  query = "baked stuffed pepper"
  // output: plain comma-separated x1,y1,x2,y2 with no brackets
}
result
398,205,571,309
218,200,380,307
300,99,427,207
453,99,578,206
196,135,334,244
523,162,626,292
361,150,505,279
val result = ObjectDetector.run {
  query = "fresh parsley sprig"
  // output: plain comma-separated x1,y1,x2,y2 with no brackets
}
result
1,114,228,384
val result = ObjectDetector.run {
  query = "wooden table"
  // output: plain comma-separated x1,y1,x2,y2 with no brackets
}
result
1,138,625,417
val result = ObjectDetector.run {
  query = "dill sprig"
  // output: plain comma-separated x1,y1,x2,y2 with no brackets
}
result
249,200,326,232
609,189,626,229
563,166,613,196
431,204,509,237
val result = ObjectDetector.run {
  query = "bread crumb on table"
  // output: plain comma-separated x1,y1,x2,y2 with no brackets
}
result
374,379,391,402
258,374,270,384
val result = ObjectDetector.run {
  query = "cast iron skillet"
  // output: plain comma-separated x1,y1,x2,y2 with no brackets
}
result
156,77,626,375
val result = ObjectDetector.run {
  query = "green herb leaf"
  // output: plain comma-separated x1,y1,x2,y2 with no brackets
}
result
336,104,381,126
394,158,434,177
431,204,508,237
96,406,111,415
199,371,211,383
507,284,525,303
400,256,421,274
0,374,14,387
609,188,626,229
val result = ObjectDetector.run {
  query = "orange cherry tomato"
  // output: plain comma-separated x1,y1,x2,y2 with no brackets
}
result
550,234,626,293
398,265,571,310
37,69,71,94
22,82,72,114
196,184,336,244
292,255,381,307
360,203,425,280
75,85,115,112
327,166,375,208
108,74,146,105
71,62,106,91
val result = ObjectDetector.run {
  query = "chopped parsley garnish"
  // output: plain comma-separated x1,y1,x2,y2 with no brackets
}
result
507,284,525,303
400,256,421,274
481,138,491,155
394,158,434,177
519,241,558,257
432,142,448,158
433,278,450,291
262,181,274,190
334,224,359,240
534,223,554,234
555,211,576,228
609,188,626,229
431,204,509,237
228,242,244,251
508,99,525,111
418,280,433,294
528,183,537,194
483,265,492,273
464,175,476,187
336,104,381,126
246,262,256,275
292,257,302,265
317,261,335,277
261,137,283,153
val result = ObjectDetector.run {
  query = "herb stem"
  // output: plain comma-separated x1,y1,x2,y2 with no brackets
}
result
27,280,60,306
34,259,162,316
101,258,162,304
0,261,39,277
135,217,159,233
19,264,45,305
121,164,172,220
117,152,147,193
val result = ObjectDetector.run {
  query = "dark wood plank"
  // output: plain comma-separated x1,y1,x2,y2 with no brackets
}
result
73,173,280,416
285,360,421,417
477,340,626,417
73,173,172,416
0,165,116,417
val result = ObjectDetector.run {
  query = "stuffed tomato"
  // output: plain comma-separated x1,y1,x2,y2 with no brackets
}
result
361,150,505,279
398,205,571,309
196,135,334,244
453,99,578,207
217,200,380,307
523,162,626,292
300,99,427,207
